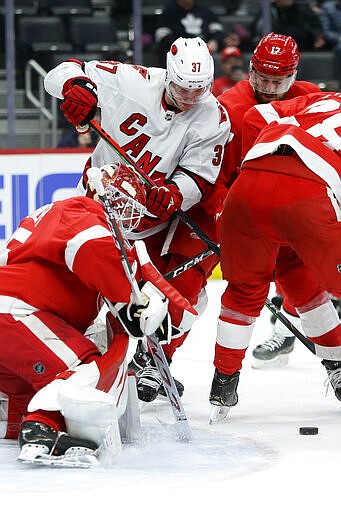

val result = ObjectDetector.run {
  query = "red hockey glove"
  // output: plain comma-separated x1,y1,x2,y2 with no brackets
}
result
61,77,98,131
146,183,183,221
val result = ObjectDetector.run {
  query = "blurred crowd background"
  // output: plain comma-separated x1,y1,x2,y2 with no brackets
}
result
1,0,341,148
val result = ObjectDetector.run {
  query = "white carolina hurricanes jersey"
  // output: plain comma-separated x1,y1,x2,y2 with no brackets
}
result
242,91,341,202
44,60,230,209
0,197,134,333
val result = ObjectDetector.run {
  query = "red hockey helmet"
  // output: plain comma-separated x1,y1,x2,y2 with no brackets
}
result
87,162,147,233
249,33,300,98
251,32,300,76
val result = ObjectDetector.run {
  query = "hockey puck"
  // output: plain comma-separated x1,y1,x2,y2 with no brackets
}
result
299,426,318,435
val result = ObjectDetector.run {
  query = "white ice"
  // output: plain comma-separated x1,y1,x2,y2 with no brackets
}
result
1,280,340,512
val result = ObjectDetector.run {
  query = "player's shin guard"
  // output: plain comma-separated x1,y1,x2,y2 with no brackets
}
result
297,294,341,359
214,314,255,375
209,314,254,423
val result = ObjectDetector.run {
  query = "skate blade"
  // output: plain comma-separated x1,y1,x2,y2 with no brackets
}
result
209,404,230,425
251,353,289,369
17,444,99,469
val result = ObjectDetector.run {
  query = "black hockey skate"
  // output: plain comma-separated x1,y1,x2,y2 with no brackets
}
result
129,341,184,400
209,369,240,424
158,376,184,398
136,360,164,402
209,369,239,407
321,359,341,401
128,339,150,373
252,333,295,368
18,421,99,468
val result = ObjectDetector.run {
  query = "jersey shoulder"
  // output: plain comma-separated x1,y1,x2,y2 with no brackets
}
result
86,61,164,90
55,196,104,220
287,81,321,97
218,81,255,114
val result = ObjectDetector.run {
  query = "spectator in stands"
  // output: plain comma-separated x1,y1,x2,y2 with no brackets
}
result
224,1,240,15
57,110,100,148
319,0,341,89
253,0,326,50
154,0,232,65
212,46,248,97
57,129,98,149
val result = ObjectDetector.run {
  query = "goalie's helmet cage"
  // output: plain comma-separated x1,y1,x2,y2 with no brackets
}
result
100,162,147,234
165,37,214,103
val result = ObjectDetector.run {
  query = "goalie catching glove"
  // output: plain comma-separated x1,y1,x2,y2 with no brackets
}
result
61,76,98,132
111,281,171,344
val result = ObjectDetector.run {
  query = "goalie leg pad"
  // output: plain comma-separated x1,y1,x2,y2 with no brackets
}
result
27,361,101,413
58,381,122,457
118,373,141,443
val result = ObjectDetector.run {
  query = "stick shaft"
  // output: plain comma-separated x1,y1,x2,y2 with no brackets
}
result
87,167,193,438
265,299,316,354
89,120,220,256
146,333,193,442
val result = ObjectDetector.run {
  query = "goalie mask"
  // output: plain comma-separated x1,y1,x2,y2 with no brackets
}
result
249,33,299,100
165,37,214,110
87,162,147,234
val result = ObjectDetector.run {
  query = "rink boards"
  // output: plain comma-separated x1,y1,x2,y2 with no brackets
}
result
0,149,90,242
0,148,222,278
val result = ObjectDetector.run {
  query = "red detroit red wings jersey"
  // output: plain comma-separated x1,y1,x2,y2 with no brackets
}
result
0,197,134,333
217,80,320,187
241,91,341,201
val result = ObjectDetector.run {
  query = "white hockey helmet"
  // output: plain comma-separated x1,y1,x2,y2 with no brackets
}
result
165,37,214,107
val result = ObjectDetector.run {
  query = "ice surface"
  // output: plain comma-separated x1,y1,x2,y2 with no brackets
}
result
1,280,340,511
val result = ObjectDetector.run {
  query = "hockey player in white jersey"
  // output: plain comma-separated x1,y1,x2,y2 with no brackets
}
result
44,37,230,402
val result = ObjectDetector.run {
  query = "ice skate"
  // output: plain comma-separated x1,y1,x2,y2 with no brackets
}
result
17,421,99,468
322,359,341,401
252,333,295,368
130,342,184,399
128,339,151,373
158,377,184,399
209,369,239,424
136,360,164,402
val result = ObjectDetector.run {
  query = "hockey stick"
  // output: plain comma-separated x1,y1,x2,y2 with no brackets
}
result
86,167,193,442
164,255,316,353
86,123,316,355
163,247,214,280
264,299,316,355
89,120,220,256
